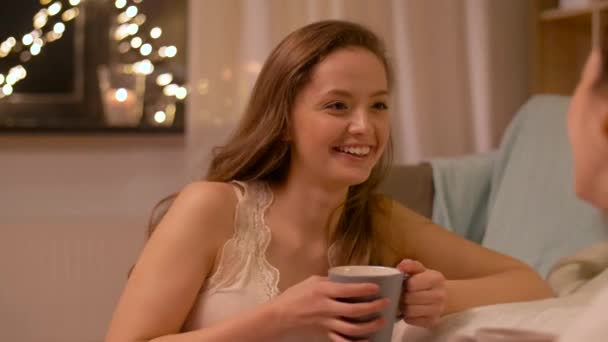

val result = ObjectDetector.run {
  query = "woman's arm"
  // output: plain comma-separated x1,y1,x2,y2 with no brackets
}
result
387,199,554,315
105,182,286,342
442,266,552,314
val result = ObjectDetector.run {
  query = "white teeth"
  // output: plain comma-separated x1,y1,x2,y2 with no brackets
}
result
336,146,371,156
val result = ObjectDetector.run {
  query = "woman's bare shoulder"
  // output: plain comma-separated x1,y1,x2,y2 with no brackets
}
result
372,195,435,265
373,195,432,228
176,181,238,211
154,181,240,244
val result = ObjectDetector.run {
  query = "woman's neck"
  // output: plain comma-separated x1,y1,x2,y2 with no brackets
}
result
268,176,348,242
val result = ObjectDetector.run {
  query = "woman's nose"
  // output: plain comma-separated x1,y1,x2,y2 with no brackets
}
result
348,110,372,134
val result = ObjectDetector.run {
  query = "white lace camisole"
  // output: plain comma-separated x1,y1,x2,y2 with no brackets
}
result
182,181,334,341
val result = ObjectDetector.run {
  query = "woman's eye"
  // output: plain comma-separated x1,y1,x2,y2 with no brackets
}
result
372,102,388,110
327,102,348,111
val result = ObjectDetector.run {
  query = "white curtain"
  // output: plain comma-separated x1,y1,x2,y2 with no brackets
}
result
186,0,532,177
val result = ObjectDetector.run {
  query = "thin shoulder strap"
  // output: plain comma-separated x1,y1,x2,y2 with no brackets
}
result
230,180,247,201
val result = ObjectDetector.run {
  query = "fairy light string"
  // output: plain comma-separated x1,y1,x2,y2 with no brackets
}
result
1,0,187,107
0,0,81,98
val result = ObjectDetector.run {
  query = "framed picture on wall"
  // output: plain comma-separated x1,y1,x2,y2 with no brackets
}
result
0,0,187,134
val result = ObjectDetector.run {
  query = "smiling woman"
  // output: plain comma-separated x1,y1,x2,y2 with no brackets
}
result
0,0,187,133
105,19,553,342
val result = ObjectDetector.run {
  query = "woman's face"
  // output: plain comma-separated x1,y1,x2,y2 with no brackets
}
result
567,49,608,209
288,47,390,188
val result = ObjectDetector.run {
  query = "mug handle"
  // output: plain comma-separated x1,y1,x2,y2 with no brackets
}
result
396,273,409,321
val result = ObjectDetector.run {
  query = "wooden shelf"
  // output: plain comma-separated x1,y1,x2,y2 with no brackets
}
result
541,0,608,21
531,0,598,95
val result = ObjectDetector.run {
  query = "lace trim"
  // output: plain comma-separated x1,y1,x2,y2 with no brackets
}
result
203,181,335,299
204,181,245,291
258,182,281,298
204,181,281,300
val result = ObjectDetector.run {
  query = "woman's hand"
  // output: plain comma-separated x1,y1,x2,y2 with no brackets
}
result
396,259,447,328
270,275,389,341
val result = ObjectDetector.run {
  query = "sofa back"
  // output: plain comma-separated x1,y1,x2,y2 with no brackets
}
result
378,163,434,218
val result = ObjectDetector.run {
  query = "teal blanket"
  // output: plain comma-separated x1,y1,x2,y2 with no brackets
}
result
431,95,608,276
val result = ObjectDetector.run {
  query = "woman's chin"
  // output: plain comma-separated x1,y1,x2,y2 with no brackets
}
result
337,170,373,187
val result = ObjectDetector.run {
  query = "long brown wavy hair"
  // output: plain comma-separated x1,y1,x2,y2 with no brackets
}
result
150,20,394,265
